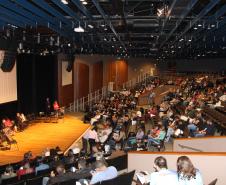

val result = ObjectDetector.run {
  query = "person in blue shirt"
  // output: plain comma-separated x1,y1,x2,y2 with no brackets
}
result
35,156,49,175
90,160,118,185
177,156,203,185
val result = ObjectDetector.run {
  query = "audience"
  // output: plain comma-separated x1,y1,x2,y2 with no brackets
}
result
0,74,224,185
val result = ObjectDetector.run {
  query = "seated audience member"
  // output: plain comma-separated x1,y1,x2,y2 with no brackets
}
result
177,156,203,185
0,165,17,183
148,125,166,144
64,149,76,165
21,151,33,166
194,120,216,137
90,160,118,185
35,156,50,175
143,156,178,185
17,162,34,179
136,127,145,140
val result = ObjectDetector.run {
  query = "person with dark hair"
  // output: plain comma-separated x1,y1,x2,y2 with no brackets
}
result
177,156,203,185
144,156,178,185
90,160,117,185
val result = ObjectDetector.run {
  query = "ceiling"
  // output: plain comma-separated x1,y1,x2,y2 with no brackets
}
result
1,0,226,59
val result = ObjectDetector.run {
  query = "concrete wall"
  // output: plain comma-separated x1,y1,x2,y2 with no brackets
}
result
173,136,226,152
128,151,226,185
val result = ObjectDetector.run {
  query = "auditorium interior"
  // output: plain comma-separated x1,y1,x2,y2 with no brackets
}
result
0,0,226,185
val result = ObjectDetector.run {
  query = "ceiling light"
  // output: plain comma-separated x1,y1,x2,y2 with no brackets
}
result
80,0,85,1
211,24,215,28
74,23,85,32
88,24,94,29
198,23,202,27
82,1,87,5
193,27,197,30
61,0,68,4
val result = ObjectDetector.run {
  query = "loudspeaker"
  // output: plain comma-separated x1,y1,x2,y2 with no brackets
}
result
0,38,17,72
1,50,16,72
66,55,74,72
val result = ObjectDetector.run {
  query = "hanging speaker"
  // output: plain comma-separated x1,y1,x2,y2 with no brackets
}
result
1,50,16,72
66,54,74,72
0,38,17,72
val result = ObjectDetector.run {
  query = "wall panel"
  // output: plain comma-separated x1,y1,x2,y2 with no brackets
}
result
78,63,89,98
92,61,103,92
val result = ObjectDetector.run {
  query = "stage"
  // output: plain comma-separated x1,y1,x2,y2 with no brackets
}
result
0,114,90,165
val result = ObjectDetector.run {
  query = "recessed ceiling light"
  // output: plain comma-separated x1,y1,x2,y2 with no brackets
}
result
61,0,68,4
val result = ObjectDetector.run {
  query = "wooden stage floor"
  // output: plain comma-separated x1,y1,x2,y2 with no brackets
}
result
0,114,89,165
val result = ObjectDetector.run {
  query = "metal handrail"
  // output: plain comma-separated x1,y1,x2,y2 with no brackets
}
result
67,71,155,112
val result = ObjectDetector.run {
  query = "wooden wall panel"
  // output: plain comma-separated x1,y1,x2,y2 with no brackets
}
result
78,63,89,98
106,60,116,83
92,61,103,92
116,60,128,89
61,84,73,106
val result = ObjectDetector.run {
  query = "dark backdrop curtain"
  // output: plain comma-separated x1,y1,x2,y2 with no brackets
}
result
16,54,57,115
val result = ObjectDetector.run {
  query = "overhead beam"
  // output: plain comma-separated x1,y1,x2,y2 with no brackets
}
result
91,0,126,49
159,0,199,48
12,0,71,38
71,0,93,20
173,0,221,45
32,0,72,26
0,5,36,26
51,0,81,23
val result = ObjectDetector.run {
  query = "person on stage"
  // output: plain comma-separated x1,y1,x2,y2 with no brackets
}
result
53,100,60,118
46,98,51,116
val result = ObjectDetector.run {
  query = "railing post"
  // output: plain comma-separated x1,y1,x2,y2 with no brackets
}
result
76,100,79,112
95,91,97,103
73,101,75,112
82,97,85,111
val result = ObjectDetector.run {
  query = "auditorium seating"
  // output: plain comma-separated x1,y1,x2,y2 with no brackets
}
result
93,170,135,185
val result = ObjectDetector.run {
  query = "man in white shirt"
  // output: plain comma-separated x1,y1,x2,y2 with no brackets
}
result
146,156,178,185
